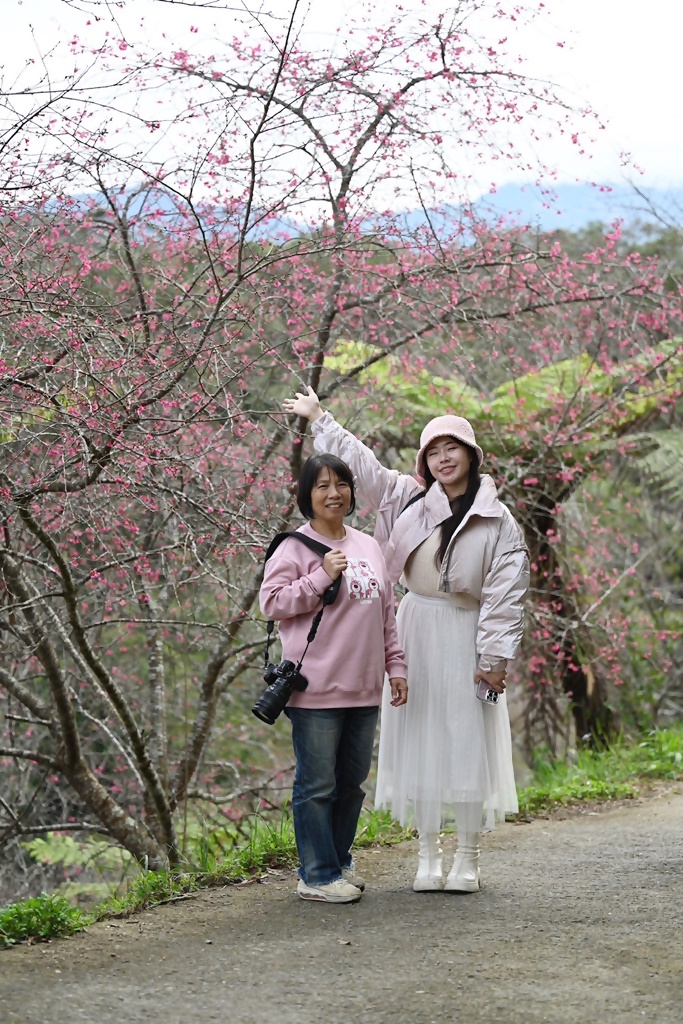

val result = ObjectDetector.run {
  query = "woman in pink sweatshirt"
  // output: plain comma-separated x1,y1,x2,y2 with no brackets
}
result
260,453,407,904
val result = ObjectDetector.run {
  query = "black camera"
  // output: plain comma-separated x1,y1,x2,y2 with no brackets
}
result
251,660,308,725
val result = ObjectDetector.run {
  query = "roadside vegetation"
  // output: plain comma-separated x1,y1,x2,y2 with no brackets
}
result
517,726,683,814
2,726,681,949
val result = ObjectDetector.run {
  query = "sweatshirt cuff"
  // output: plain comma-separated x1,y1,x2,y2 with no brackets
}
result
478,655,508,673
387,659,408,679
308,564,338,595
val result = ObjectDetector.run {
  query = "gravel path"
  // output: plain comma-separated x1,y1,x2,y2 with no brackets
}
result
2,790,682,1024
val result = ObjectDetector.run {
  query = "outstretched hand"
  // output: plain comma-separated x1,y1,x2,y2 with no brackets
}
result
282,386,323,423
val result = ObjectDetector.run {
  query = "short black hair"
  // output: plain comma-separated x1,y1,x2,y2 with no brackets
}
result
297,454,356,520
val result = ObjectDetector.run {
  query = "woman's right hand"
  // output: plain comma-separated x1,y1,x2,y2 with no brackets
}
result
323,549,348,581
283,386,323,423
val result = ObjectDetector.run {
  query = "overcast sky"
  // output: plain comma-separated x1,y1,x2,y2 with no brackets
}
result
3,0,681,192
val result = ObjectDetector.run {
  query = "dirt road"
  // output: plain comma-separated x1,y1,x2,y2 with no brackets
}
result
2,791,682,1024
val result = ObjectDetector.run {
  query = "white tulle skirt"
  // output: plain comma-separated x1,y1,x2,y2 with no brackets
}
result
375,592,518,835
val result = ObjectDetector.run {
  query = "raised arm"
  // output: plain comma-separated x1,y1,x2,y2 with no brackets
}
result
283,387,421,521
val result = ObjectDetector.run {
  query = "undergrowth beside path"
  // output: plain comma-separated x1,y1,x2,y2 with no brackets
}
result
2,726,681,949
517,726,683,814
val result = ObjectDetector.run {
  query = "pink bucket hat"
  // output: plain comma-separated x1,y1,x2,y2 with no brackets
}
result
415,415,484,480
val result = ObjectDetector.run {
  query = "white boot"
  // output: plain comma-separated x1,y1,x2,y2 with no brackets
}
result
444,832,481,893
412,832,444,892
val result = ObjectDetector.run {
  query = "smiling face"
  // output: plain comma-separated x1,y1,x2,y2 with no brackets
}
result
424,435,472,498
310,466,353,527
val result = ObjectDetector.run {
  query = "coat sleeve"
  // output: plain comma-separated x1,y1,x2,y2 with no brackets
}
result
476,512,529,671
259,545,333,621
311,412,421,524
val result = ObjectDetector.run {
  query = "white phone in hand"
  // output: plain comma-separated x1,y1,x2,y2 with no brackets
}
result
476,679,500,705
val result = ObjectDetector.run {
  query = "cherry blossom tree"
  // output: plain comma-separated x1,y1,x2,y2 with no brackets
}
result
1,0,680,880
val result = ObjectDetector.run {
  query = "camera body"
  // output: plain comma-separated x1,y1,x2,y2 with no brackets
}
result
476,679,500,705
252,659,309,724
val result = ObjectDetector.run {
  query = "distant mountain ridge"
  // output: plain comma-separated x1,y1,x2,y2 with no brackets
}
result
471,182,683,233
73,182,683,238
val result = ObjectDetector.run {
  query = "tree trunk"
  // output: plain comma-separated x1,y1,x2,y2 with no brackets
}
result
557,625,616,746
526,496,617,748
62,760,167,871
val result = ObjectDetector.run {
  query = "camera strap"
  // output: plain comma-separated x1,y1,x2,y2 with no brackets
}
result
263,532,342,673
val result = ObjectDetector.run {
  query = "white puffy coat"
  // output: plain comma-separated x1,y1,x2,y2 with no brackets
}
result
311,411,529,670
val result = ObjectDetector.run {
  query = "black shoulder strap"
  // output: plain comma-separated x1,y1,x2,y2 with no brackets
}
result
399,489,426,517
265,530,330,562
264,531,341,606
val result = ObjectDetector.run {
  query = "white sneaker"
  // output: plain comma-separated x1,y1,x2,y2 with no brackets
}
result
297,878,363,903
413,873,444,893
342,864,365,891
444,852,481,892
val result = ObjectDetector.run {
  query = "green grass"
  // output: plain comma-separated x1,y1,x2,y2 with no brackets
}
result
220,810,298,877
0,893,84,948
354,809,415,848
3,726,682,948
94,812,300,922
517,725,683,815
93,870,201,921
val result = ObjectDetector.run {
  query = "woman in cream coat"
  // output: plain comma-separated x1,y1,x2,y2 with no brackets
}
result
283,388,529,893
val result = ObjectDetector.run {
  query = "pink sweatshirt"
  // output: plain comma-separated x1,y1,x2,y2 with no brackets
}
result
259,522,407,709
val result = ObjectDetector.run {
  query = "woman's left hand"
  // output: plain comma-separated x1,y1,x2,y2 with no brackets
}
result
389,677,408,707
474,668,507,693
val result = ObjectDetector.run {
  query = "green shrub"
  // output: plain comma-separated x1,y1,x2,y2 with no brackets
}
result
354,809,415,847
0,893,85,948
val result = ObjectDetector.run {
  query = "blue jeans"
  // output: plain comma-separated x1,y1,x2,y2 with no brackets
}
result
285,706,379,886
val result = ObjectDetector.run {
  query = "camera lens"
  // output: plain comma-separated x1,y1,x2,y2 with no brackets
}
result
251,675,292,725
252,663,308,725
252,702,277,725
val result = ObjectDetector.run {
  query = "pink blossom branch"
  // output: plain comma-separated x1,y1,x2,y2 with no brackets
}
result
187,764,295,806
237,0,301,279
7,822,110,836
0,666,50,721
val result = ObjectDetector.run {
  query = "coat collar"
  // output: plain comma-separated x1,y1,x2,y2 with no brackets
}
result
384,475,503,583
422,474,502,527
438,475,504,587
